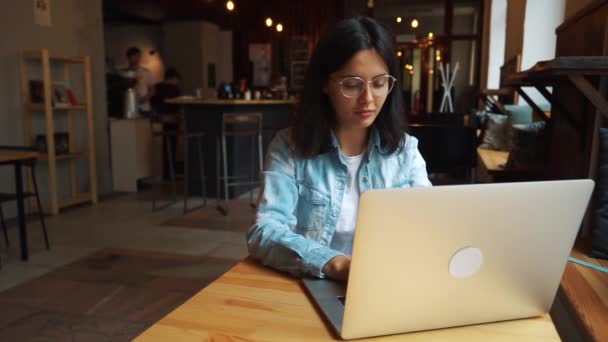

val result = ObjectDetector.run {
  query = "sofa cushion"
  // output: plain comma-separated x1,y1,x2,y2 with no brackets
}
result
504,105,533,125
479,113,512,151
505,121,546,170
593,128,608,259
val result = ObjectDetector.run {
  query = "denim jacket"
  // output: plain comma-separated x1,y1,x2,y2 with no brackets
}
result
246,128,432,278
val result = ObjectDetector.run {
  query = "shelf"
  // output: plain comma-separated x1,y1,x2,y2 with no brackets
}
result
58,192,92,209
21,49,98,215
27,103,88,111
23,50,86,64
39,150,88,161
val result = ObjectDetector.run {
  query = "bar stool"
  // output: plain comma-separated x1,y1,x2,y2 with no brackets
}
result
183,129,207,213
148,117,178,211
147,115,207,213
216,112,263,215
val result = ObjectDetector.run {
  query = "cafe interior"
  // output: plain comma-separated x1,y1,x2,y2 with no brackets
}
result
0,0,607,340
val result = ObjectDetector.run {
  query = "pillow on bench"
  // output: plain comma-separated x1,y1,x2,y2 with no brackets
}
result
479,113,512,151
506,121,547,171
593,128,608,259
504,105,533,125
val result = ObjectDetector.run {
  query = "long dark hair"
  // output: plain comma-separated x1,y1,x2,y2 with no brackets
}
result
291,16,405,158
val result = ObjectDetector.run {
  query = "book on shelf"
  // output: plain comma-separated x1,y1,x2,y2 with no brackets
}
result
65,88,78,105
28,80,80,107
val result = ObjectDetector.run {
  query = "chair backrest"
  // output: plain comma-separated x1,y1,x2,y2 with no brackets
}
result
222,112,263,136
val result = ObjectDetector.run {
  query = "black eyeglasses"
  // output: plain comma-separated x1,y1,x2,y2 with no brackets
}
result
330,74,397,98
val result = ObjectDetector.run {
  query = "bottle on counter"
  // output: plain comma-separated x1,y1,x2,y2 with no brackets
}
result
124,88,138,119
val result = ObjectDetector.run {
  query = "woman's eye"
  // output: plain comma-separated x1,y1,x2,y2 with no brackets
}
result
372,79,387,88
342,80,362,89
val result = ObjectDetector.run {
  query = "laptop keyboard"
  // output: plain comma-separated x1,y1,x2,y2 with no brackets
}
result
337,296,346,305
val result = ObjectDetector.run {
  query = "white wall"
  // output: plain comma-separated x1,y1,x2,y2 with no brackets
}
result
0,0,110,218
520,0,565,105
201,21,219,99
104,23,164,83
487,0,506,89
218,31,234,86
162,20,233,97
162,21,203,95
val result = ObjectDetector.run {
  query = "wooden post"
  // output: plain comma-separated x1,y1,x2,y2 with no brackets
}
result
84,56,98,204
20,51,38,212
42,49,59,215
65,63,78,199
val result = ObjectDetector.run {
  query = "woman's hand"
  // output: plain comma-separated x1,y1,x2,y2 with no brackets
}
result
322,255,351,281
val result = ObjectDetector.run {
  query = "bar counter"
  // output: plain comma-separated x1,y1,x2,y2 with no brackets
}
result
166,97,298,198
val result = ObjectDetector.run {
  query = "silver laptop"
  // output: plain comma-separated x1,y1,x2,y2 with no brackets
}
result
302,180,594,339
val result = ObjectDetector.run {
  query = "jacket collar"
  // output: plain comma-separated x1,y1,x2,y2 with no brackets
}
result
329,127,382,152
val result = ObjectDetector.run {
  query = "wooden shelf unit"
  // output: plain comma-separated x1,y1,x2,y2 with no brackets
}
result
27,103,88,111
20,48,98,215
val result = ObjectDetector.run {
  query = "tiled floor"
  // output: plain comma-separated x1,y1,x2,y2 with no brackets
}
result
0,194,250,292
0,193,253,340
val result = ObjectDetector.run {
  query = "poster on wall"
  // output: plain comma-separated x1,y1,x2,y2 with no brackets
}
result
249,44,271,87
34,0,52,27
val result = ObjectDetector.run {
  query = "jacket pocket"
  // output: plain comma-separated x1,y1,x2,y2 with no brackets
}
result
294,184,329,232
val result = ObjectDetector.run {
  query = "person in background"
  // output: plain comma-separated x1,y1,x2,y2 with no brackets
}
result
151,67,182,114
247,16,432,281
151,67,183,180
121,47,154,115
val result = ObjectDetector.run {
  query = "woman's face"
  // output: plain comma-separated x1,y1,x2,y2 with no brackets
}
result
325,48,392,132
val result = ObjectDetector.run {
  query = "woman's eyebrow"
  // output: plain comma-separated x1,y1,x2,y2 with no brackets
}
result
337,73,389,79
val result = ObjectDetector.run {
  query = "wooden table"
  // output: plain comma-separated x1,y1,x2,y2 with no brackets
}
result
558,244,608,341
0,150,39,260
135,258,560,341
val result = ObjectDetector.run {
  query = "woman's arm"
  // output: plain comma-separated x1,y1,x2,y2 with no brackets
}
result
247,131,343,278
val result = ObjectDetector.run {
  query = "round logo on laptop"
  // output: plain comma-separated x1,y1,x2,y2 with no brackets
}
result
449,246,483,278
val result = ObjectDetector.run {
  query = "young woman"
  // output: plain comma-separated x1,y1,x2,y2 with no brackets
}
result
247,16,432,281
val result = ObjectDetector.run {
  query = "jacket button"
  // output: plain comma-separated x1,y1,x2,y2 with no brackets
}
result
337,181,344,189
362,177,368,183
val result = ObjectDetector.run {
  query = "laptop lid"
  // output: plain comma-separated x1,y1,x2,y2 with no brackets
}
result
341,180,594,339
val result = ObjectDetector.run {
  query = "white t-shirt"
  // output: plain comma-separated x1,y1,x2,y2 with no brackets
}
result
329,152,364,255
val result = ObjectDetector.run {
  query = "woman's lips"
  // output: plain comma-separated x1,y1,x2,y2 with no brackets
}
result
354,109,375,118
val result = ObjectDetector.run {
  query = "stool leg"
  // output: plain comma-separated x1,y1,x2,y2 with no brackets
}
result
216,135,221,209
197,136,207,207
257,132,264,206
166,136,177,204
222,133,229,215
249,134,255,206
31,165,50,250
183,136,190,213
0,205,9,246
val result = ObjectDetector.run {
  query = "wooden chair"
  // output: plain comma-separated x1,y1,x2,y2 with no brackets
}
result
480,54,522,114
